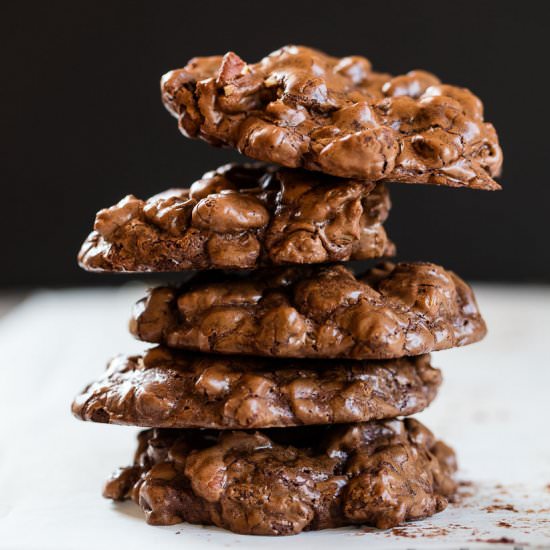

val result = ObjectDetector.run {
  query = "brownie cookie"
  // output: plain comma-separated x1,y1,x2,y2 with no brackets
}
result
104,418,457,535
72,347,440,429
162,45,502,189
78,163,394,272
130,262,486,359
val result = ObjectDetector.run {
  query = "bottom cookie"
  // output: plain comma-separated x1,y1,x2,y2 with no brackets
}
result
103,419,457,535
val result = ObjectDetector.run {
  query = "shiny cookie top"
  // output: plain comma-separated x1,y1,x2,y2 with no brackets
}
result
162,45,502,189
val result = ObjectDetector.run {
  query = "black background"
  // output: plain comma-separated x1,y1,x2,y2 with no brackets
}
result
3,1,549,287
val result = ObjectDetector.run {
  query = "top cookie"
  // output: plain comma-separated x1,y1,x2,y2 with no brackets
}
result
162,45,502,189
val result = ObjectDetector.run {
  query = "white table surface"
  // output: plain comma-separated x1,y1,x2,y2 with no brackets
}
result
0,284,549,549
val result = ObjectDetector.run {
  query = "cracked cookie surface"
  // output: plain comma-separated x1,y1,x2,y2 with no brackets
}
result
130,261,486,359
162,45,502,189
103,419,457,535
79,163,393,271
72,347,440,429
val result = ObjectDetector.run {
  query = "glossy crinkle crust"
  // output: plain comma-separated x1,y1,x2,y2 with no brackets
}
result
162,45,502,189
129,261,487,359
72,347,441,429
78,163,394,271
103,419,457,535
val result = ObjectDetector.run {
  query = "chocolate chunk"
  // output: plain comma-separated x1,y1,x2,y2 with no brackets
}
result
129,262,486,359
72,347,440,429
78,163,394,272
103,419,457,535
162,46,502,189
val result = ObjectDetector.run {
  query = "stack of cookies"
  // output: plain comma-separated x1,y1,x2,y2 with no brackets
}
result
72,46,502,536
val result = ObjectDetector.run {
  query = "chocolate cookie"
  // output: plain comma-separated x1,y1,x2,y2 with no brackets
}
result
78,163,394,272
130,262,486,359
162,45,502,190
103,419,457,535
72,347,440,429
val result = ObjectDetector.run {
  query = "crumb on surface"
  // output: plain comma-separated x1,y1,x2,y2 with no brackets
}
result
484,504,519,513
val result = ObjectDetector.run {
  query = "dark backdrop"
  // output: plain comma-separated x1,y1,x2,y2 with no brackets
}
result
3,1,549,287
